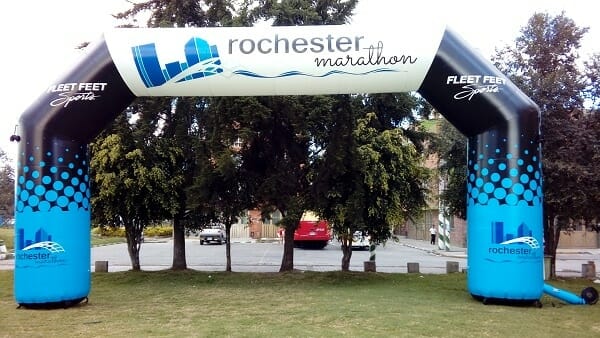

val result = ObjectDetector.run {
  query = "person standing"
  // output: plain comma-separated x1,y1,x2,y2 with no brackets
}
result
429,225,437,245
277,227,284,244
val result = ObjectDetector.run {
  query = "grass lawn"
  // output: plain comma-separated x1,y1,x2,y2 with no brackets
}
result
0,228,125,251
1,270,599,337
90,233,127,247
0,228,14,250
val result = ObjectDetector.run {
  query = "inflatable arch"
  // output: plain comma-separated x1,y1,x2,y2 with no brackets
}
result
12,24,594,308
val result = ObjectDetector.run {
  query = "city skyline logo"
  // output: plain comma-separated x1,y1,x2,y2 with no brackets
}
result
491,221,540,249
487,221,540,258
16,227,65,263
132,37,223,88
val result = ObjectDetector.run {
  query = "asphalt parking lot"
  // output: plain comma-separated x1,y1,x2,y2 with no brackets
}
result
89,238,468,273
1,237,598,280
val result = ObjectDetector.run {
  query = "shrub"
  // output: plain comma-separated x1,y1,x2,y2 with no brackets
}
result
91,225,172,238
92,226,126,237
144,226,172,237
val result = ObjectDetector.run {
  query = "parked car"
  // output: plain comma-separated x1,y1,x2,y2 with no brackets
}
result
294,220,330,249
351,231,370,251
199,224,227,245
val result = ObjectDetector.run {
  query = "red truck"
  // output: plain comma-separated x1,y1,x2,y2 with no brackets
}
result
293,219,330,249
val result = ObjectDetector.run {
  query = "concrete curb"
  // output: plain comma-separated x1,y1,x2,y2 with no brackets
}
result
400,241,467,259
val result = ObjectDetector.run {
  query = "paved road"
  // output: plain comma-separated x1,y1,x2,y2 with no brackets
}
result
1,237,599,279
89,238,468,273
90,237,600,278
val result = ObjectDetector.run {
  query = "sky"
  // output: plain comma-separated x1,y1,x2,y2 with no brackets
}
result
0,0,598,161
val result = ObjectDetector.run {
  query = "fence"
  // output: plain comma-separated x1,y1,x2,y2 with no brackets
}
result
230,223,250,240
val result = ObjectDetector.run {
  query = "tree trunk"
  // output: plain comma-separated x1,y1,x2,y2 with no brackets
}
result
124,219,142,271
225,222,232,272
544,213,563,279
171,218,187,270
280,226,295,272
544,214,554,278
128,249,141,271
126,240,141,271
341,242,352,271
550,217,563,279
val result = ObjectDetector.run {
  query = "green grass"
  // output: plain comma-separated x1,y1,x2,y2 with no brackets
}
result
90,233,127,246
1,270,599,337
0,228,13,250
0,228,124,250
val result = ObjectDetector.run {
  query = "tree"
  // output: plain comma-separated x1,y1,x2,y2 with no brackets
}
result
310,92,432,271
90,113,182,270
186,97,252,272
113,0,243,270
353,113,430,243
582,54,600,226
583,53,600,107
361,93,429,149
241,0,357,272
430,118,467,220
309,95,361,270
114,0,234,28
0,148,14,223
110,0,356,273
572,112,600,225
313,106,430,271
190,149,248,272
239,95,336,271
492,12,591,277
572,53,600,228
250,0,357,26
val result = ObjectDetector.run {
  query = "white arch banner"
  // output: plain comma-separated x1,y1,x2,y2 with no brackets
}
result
104,24,445,97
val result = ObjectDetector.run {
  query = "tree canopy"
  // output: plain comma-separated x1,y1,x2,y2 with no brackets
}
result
90,112,183,270
492,12,598,277
0,148,14,223
95,0,361,272
429,118,467,220
311,93,431,270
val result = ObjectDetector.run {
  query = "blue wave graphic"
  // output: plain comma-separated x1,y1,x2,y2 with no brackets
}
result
233,68,399,79
484,258,513,263
484,258,535,264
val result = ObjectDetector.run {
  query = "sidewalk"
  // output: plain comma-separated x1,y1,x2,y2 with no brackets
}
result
556,247,600,255
398,237,600,257
398,237,467,259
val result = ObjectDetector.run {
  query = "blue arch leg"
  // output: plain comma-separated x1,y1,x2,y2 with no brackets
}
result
14,139,91,308
466,129,544,302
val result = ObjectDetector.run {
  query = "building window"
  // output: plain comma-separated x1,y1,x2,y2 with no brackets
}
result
264,210,282,225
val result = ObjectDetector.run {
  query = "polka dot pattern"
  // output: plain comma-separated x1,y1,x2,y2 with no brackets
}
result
16,144,90,213
467,134,542,207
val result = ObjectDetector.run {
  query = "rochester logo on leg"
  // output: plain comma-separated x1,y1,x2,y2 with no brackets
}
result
487,221,540,259
15,227,66,264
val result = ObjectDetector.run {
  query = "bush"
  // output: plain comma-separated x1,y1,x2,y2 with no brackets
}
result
91,225,172,238
144,226,172,237
93,226,126,237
